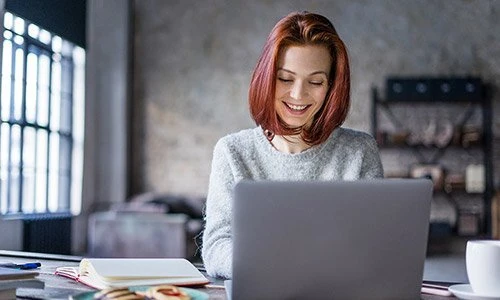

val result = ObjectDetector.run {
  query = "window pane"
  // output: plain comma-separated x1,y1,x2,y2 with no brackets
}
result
71,142,83,215
13,17,24,35
58,175,70,211
10,125,20,167
22,167,35,213
35,129,48,212
37,54,50,126
50,60,61,131
4,12,13,29
61,58,72,94
52,36,62,53
9,168,19,212
0,168,7,213
59,135,71,172
13,48,24,120
48,132,59,211
1,39,12,121
23,126,36,168
26,53,38,123
22,127,36,213
62,40,73,57
71,46,85,215
60,97,71,132
1,40,12,75
13,35,23,46
0,124,10,170
28,23,39,39
3,30,12,40
0,124,10,213
38,54,50,88
9,125,21,213
38,29,51,45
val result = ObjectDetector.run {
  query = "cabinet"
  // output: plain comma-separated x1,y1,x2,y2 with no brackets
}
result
371,77,493,237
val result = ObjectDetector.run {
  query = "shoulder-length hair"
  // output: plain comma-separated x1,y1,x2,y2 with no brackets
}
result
249,11,350,146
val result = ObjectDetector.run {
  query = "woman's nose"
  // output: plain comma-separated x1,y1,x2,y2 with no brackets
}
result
290,81,306,100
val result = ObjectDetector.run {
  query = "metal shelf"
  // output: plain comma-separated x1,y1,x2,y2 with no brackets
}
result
371,81,494,237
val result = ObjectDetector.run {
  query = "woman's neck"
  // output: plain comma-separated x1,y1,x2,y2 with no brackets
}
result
271,134,310,154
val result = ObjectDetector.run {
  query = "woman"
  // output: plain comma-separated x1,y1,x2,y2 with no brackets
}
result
202,11,383,279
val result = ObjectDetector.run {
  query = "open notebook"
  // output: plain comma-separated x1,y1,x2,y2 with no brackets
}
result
55,258,209,289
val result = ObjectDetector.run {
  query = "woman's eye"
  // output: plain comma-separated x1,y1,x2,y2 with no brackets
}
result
278,78,292,83
310,81,324,86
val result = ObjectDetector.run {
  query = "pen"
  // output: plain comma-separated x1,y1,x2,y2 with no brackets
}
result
0,262,41,270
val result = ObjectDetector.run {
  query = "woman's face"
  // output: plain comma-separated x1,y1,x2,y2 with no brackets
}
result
275,45,331,129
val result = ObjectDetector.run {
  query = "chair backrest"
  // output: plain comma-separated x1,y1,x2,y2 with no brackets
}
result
88,212,187,258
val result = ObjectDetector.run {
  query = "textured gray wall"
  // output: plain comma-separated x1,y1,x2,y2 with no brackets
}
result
132,0,499,197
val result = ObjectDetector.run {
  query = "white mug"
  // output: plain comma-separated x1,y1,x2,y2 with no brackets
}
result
466,240,500,296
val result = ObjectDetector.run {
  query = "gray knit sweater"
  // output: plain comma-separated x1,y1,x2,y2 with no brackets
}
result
201,126,383,278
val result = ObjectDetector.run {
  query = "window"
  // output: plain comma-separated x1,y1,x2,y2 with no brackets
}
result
0,12,84,215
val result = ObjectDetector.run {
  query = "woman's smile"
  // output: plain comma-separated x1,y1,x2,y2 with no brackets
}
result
283,102,311,113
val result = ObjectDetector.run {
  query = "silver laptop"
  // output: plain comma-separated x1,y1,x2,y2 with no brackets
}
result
230,179,432,300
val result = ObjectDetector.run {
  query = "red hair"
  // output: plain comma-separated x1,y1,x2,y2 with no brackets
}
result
249,11,350,146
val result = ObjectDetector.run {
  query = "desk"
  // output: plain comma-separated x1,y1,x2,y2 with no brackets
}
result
1,250,456,299
0,250,225,299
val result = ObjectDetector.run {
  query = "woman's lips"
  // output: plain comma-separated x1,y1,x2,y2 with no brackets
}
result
284,102,311,114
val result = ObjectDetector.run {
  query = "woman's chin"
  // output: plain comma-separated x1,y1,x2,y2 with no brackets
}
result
282,121,312,131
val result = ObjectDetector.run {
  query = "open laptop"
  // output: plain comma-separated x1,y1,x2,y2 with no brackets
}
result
229,179,433,300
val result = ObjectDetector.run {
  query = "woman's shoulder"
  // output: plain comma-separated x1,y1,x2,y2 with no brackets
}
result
333,127,378,149
214,127,261,152
336,127,373,139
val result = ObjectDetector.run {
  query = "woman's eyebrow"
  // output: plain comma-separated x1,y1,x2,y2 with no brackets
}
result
277,68,328,76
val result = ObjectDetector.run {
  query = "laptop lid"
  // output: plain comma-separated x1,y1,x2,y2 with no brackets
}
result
232,179,432,300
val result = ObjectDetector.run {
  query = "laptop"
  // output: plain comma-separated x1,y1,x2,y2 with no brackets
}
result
229,179,432,300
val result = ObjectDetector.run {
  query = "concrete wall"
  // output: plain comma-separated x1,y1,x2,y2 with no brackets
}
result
132,0,500,197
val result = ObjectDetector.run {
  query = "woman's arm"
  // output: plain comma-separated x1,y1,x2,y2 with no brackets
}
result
201,139,235,278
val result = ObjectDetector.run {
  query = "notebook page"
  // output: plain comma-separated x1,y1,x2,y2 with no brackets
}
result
82,258,204,279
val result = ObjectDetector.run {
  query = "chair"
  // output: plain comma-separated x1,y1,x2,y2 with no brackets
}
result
87,193,205,260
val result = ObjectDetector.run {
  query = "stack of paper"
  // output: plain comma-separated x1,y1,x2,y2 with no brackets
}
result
55,258,209,289
0,267,44,300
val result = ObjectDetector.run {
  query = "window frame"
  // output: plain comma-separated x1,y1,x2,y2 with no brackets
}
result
0,11,85,216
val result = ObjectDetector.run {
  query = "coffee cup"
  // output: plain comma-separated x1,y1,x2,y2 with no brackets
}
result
466,240,500,296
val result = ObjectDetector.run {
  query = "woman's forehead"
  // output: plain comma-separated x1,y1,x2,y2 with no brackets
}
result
277,45,331,75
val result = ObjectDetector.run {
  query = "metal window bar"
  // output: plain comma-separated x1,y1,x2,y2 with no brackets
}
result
0,12,75,215
18,21,28,212
45,48,54,213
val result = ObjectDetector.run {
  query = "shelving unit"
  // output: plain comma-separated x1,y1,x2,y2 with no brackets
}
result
371,77,493,237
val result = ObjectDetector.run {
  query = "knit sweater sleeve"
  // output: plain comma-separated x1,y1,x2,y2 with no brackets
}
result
201,138,235,278
360,134,384,179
